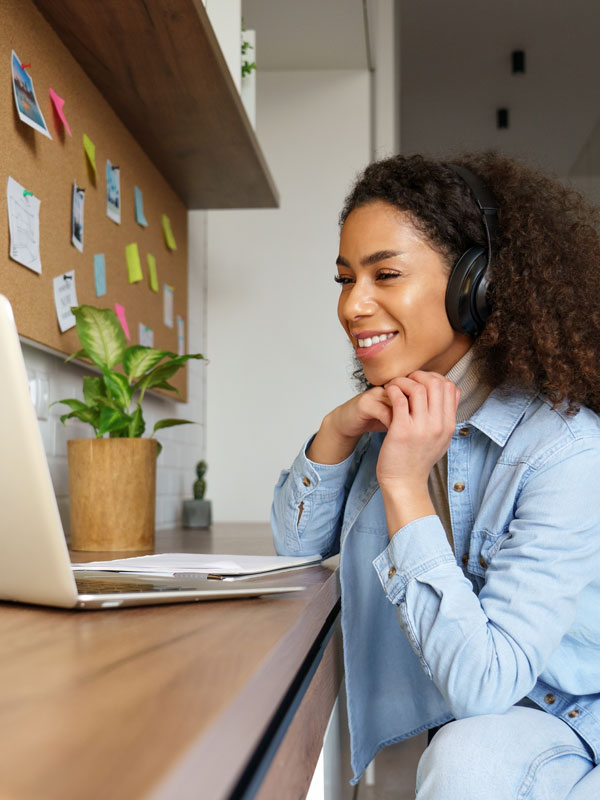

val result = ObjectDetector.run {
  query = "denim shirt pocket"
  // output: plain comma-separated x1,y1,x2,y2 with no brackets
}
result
467,527,511,578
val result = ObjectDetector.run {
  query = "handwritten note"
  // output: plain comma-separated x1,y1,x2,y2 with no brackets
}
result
114,303,130,340
53,271,78,332
147,253,159,292
49,88,71,136
71,182,85,252
125,242,143,283
134,186,148,227
177,315,185,356
94,254,107,297
163,284,174,328
83,134,97,175
138,323,154,347
6,176,42,274
161,214,177,250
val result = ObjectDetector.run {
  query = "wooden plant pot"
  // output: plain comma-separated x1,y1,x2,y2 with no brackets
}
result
68,438,158,551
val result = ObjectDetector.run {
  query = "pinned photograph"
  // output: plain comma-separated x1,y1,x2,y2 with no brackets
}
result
11,50,51,139
106,160,121,224
71,182,85,253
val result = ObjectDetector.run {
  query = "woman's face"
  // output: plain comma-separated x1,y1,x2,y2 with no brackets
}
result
337,201,473,386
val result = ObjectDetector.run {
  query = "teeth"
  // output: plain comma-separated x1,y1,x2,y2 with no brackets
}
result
357,332,396,348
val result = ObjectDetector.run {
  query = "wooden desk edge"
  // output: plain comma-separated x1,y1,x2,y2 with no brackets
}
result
150,568,341,800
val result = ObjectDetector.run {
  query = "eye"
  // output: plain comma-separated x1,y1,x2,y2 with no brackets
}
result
334,274,354,285
376,270,401,281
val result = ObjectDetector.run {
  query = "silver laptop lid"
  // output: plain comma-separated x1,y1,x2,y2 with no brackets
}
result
0,295,79,607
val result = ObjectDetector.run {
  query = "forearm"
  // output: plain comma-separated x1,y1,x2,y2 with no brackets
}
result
306,413,361,465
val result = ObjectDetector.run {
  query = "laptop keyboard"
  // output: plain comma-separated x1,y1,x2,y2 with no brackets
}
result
74,575,206,594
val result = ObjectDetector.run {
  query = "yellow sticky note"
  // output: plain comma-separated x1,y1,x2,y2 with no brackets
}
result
147,253,158,292
83,134,97,175
162,214,177,251
125,242,143,283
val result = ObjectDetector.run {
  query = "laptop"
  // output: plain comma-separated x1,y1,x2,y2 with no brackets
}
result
0,295,305,609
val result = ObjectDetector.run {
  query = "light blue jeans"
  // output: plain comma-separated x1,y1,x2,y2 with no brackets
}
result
416,705,599,799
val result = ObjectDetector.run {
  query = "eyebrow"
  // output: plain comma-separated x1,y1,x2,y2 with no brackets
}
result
336,250,404,268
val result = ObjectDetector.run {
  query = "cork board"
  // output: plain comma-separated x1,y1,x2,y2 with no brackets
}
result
0,0,189,399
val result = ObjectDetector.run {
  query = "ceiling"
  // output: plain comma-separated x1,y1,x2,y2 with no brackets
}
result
242,0,600,179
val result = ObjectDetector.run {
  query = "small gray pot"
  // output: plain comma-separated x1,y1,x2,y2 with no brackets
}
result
182,499,212,528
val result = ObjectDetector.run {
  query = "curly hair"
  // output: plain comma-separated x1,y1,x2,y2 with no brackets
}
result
340,152,600,414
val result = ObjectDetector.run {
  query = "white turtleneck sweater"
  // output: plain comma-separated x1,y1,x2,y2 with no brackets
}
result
427,348,491,550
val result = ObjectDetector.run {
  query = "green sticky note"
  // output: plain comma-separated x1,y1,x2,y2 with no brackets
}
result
125,242,143,283
147,253,159,292
161,214,177,251
83,134,97,175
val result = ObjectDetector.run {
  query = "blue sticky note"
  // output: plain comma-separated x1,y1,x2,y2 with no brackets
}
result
94,254,107,297
134,186,148,227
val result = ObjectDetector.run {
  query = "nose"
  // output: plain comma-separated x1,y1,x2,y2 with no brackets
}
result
340,276,376,321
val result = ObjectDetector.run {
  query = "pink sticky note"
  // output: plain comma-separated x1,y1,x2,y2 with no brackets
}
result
114,303,130,340
49,88,72,136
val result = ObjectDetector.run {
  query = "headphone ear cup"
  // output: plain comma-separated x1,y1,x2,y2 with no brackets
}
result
445,246,488,336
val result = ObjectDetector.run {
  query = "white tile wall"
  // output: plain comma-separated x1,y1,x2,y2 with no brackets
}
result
23,211,208,539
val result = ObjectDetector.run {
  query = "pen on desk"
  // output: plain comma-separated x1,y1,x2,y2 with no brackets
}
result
173,572,225,580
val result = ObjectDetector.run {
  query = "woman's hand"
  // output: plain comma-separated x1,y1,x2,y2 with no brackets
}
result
306,387,394,465
376,371,460,535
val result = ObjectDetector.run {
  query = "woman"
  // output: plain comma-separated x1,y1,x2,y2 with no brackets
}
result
271,153,600,798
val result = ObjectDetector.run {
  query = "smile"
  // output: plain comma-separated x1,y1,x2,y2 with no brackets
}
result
354,331,398,359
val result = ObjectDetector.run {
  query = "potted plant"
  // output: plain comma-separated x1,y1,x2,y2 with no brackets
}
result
54,305,204,552
182,460,212,528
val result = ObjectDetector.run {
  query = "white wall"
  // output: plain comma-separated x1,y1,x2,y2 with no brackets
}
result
25,211,207,538
206,70,371,522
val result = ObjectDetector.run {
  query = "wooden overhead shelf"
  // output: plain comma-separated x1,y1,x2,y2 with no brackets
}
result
32,0,279,210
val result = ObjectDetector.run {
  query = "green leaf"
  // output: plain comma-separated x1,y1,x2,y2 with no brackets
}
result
128,404,145,438
72,306,127,370
64,348,88,364
156,441,163,457
122,346,174,381
152,418,195,435
153,381,179,394
97,406,131,437
102,371,132,412
133,353,204,402
134,363,181,403
82,376,106,406
56,400,100,431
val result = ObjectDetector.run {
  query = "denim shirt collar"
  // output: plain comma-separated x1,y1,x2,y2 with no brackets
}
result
468,385,539,446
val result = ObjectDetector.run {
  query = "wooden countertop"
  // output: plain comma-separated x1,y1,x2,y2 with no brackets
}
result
0,524,340,800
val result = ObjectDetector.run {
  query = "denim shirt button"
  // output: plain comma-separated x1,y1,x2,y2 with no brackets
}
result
461,553,469,565
568,709,580,718
388,566,397,579
544,693,556,705
453,482,466,492
302,476,311,487
459,427,471,437
479,556,487,569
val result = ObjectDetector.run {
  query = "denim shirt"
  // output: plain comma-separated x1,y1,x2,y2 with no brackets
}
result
271,386,600,785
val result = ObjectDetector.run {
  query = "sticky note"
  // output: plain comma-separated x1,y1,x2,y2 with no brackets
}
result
147,253,158,292
94,254,106,297
53,270,78,332
138,323,154,348
125,243,143,283
83,134,97,175
49,88,71,136
114,303,130,340
134,186,148,227
162,214,177,250
177,315,185,356
163,284,174,328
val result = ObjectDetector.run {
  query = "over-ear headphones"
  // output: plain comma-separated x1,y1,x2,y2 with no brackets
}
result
445,164,499,336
